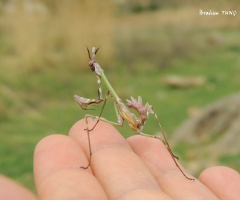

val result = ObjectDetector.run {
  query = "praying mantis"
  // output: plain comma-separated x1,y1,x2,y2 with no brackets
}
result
74,47,194,181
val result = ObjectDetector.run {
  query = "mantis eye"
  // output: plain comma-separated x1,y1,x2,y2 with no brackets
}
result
88,62,95,72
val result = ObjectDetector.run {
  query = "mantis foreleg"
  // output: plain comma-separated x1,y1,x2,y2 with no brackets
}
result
74,75,103,110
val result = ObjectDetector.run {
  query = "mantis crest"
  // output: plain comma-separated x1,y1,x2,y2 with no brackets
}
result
74,47,194,181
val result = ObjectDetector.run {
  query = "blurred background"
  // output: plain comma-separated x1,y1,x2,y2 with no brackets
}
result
0,0,239,192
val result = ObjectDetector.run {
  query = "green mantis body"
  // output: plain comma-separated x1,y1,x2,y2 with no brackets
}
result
74,47,194,181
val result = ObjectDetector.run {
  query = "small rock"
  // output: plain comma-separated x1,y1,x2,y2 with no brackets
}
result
160,75,206,88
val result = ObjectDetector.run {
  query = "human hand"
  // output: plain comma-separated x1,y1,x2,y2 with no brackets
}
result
33,119,240,200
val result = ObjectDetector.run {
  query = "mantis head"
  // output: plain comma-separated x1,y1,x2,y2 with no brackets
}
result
87,46,100,72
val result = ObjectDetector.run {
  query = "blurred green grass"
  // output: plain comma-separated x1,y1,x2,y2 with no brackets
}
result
0,0,240,192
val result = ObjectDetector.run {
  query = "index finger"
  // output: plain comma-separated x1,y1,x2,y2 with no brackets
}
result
33,133,108,200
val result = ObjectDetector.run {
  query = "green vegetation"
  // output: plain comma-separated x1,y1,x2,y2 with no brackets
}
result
219,153,240,170
0,0,239,191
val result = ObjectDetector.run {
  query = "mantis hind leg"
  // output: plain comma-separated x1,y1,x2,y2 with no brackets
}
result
139,131,194,181
139,106,194,181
